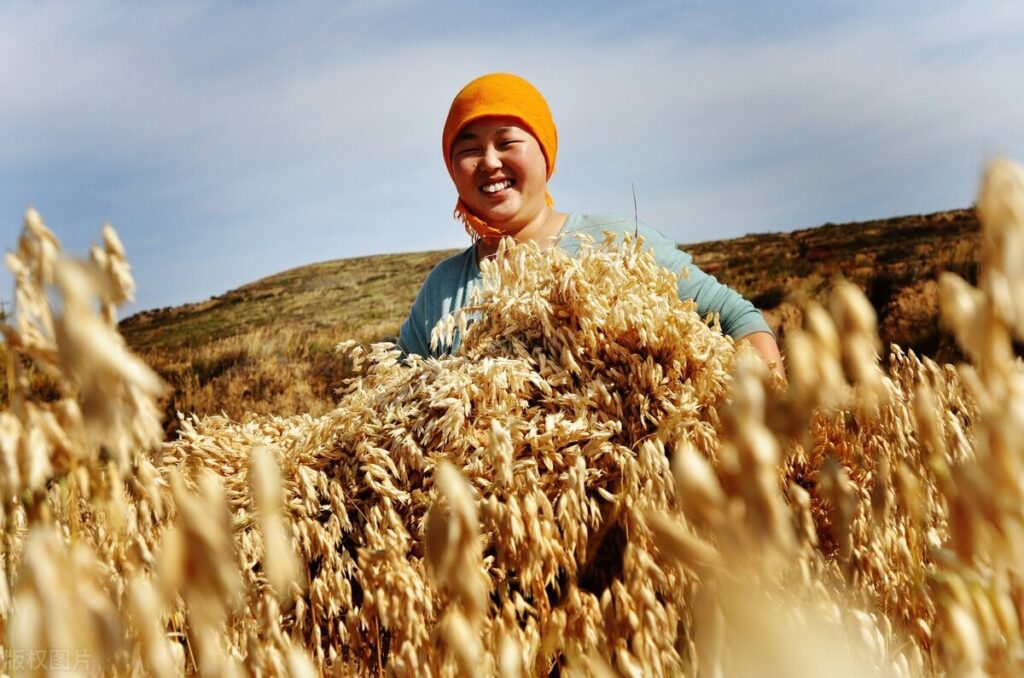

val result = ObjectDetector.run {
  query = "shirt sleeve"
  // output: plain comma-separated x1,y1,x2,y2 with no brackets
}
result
640,225,774,339
398,284,432,358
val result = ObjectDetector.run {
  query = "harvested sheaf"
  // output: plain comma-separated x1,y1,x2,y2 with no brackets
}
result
1,160,1023,676
160,231,737,675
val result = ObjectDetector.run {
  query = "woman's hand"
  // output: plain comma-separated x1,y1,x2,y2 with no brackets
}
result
737,331,787,384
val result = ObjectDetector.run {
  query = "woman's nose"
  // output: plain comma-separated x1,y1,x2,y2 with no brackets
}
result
480,145,502,170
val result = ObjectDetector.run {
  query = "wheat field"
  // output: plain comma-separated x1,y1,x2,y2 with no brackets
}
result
1,160,1023,676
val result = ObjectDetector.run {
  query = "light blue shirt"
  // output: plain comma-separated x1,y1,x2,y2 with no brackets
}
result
398,213,772,358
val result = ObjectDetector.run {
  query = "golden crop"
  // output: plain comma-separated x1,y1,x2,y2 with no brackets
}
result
1,160,1023,676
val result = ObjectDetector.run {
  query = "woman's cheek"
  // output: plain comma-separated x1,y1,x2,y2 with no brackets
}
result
454,163,477,190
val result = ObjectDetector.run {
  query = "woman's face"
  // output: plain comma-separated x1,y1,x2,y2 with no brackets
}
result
449,116,549,233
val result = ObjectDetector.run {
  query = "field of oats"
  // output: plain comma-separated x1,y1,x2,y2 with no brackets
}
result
1,159,1022,676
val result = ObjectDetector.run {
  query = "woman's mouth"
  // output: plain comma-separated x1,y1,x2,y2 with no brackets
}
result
481,179,515,194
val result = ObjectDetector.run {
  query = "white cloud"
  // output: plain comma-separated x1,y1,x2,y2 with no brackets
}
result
1,1,1022,311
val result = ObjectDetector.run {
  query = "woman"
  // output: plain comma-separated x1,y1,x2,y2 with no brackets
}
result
398,72,785,378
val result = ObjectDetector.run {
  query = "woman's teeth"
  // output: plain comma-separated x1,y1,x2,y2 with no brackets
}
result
482,179,514,193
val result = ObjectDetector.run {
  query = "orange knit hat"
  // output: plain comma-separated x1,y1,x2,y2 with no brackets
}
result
442,73,558,240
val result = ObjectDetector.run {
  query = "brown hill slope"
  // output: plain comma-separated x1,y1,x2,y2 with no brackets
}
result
121,249,456,350
681,208,978,355
115,208,979,428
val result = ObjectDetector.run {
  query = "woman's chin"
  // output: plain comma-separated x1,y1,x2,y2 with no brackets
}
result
478,200,514,217
476,210,519,231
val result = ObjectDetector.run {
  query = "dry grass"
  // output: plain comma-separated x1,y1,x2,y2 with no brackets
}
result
137,327,359,436
1,159,1024,676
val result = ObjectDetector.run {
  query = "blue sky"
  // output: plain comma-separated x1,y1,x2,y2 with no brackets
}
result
2,1,1023,315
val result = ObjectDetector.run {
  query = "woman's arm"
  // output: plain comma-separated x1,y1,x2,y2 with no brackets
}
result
603,219,773,340
631,223,784,381
737,331,786,382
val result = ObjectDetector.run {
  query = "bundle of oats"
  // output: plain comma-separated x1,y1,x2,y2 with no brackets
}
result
158,231,739,675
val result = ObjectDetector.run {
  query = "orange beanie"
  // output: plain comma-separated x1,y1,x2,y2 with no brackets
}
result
442,73,558,240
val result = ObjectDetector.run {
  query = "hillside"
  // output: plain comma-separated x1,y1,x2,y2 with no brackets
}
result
681,208,978,355
113,208,979,429
120,249,456,350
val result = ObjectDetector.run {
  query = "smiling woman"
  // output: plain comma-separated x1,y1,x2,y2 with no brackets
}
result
398,72,784,378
